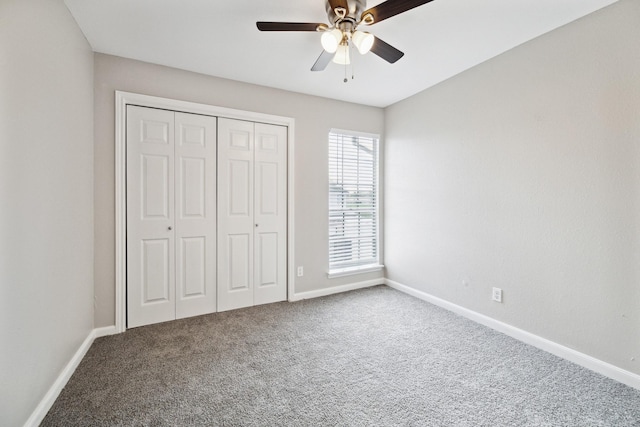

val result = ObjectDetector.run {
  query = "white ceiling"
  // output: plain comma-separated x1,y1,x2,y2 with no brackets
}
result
64,0,618,108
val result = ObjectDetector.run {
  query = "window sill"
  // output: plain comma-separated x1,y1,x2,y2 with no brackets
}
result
327,264,385,279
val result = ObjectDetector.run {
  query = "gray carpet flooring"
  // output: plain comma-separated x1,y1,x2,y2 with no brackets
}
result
43,285,640,426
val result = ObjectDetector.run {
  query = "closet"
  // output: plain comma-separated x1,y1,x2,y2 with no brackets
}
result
217,118,288,311
126,106,217,328
126,106,287,328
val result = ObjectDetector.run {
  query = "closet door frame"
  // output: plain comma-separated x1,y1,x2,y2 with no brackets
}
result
115,91,296,333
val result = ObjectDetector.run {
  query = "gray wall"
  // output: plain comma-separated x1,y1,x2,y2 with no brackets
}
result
0,0,95,425
385,0,640,375
94,54,385,327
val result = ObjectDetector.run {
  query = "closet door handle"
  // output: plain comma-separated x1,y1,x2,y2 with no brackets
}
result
168,226,173,231
255,224,258,227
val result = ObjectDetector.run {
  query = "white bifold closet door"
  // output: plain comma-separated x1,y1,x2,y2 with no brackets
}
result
217,118,287,311
127,106,217,328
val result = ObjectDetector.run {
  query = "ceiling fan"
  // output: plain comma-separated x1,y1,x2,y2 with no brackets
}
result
257,0,435,72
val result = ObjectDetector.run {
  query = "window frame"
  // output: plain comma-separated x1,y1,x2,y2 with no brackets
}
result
327,128,383,277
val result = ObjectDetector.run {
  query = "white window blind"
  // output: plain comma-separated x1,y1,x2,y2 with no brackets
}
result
329,130,379,273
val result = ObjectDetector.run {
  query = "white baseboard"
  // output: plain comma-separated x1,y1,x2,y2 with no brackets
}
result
24,325,118,427
290,278,384,302
385,279,640,391
94,325,118,338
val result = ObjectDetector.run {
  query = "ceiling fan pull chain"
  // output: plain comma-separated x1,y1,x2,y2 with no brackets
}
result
351,42,356,81
344,56,348,83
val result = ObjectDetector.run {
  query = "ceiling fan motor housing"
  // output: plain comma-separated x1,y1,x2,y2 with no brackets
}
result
326,0,368,25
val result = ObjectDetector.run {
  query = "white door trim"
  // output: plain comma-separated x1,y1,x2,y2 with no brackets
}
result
115,91,296,333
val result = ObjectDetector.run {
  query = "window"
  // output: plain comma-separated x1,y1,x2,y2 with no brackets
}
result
328,129,381,275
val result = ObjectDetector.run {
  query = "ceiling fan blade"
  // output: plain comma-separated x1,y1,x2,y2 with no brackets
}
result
328,0,349,13
370,36,404,63
311,50,334,71
361,0,435,25
256,22,325,31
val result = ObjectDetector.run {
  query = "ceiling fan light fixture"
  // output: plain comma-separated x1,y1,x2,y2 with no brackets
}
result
352,30,374,54
332,43,350,65
321,28,342,53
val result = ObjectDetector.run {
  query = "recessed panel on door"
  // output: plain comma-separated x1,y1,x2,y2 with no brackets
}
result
258,162,278,216
142,239,170,303
228,234,250,291
229,159,251,216
180,124,206,147
142,120,169,145
179,237,206,298
258,133,278,152
180,157,206,219
142,155,170,219
257,232,278,288
230,130,251,150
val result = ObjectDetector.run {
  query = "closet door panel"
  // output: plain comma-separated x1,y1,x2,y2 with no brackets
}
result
127,106,176,328
218,118,255,311
254,123,287,305
175,112,217,319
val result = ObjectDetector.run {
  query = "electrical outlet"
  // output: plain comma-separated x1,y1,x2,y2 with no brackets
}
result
492,287,503,303
297,266,304,277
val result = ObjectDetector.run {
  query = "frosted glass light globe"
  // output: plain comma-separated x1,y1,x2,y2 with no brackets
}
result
321,29,342,53
352,30,374,54
332,43,350,65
